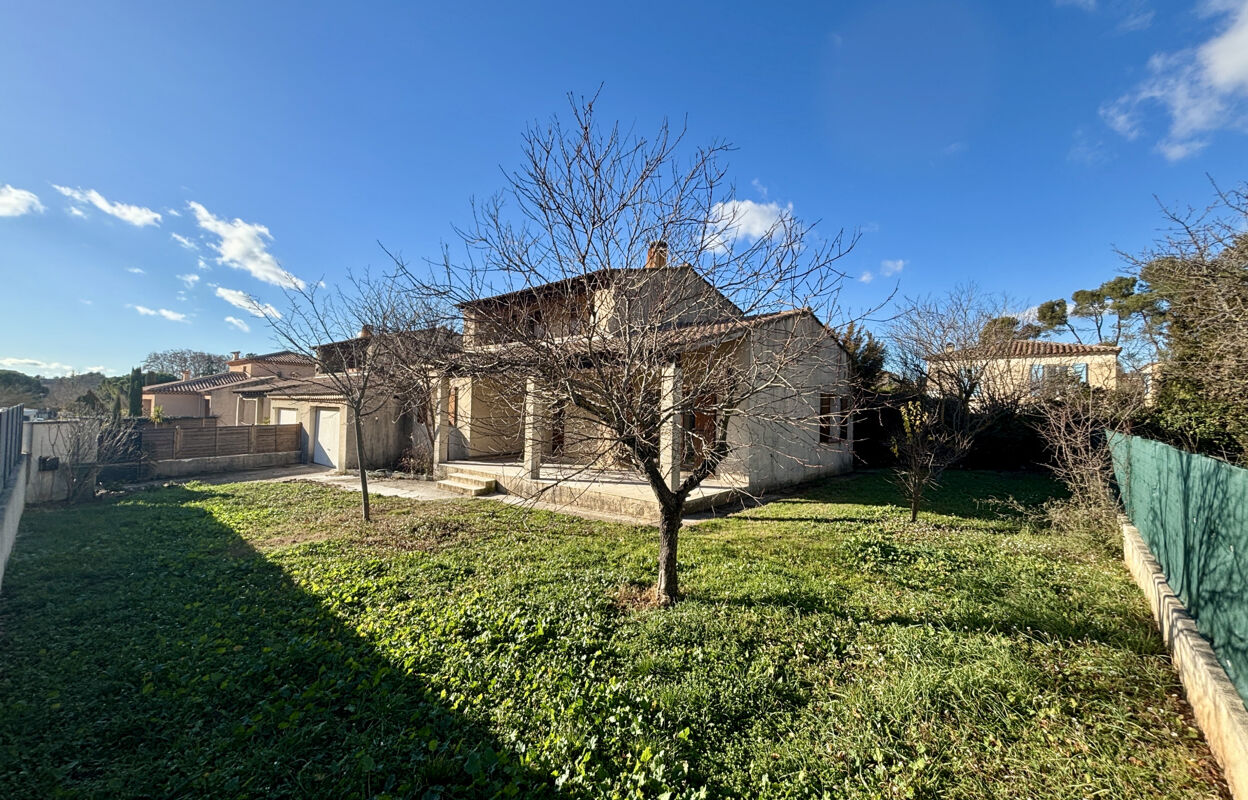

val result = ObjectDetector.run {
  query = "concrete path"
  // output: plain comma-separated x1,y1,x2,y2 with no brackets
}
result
127,463,733,526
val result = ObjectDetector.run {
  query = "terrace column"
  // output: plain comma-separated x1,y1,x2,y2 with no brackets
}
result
432,375,451,469
523,376,545,480
659,359,682,494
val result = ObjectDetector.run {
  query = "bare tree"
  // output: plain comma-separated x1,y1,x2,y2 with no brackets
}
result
265,273,425,521
141,349,230,377
886,285,1035,520
389,93,856,605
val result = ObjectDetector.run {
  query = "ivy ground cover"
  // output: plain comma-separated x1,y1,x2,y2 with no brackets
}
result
0,472,1227,799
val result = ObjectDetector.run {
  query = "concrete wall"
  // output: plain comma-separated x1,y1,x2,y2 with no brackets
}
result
738,315,854,491
143,393,204,418
152,450,300,478
0,455,28,593
458,375,522,458
23,419,101,504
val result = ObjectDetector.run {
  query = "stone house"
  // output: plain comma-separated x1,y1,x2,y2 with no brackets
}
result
428,249,855,515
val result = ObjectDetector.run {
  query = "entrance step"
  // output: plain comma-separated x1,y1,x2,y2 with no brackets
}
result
436,472,498,497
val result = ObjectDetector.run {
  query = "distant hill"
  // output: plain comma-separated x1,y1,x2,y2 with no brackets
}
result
0,369,52,408
39,372,107,410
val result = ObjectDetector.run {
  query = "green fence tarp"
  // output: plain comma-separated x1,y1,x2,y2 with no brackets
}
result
1109,433,1248,709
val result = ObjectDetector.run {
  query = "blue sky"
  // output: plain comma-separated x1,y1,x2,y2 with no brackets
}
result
2,0,1247,377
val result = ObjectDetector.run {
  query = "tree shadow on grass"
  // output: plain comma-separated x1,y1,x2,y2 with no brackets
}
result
0,486,550,798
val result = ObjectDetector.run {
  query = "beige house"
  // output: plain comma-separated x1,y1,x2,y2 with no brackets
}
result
429,258,854,515
928,339,1122,401
140,351,315,423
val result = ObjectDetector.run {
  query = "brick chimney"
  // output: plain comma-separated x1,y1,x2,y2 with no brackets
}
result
645,241,669,269
231,351,241,361
181,370,191,381
359,324,373,339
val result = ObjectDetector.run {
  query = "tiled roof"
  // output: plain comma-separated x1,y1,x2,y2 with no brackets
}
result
458,268,646,309
229,350,315,366
143,371,255,395
261,375,349,400
931,339,1121,361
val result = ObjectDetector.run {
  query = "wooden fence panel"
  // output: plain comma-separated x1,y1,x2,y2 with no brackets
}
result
215,428,250,457
138,422,304,462
140,428,176,461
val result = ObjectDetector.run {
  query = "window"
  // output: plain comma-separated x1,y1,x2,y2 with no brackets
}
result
819,393,837,444
1072,363,1088,384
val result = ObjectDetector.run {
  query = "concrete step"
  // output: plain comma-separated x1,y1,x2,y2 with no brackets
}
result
447,472,496,491
436,476,497,496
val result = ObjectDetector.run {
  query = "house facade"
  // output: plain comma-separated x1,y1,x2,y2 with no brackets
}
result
926,339,1122,401
140,351,315,424
429,251,854,510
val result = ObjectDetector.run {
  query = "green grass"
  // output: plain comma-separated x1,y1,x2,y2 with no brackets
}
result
0,471,1226,799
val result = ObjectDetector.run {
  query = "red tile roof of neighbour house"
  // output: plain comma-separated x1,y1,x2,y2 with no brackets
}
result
227,350,315,367
929,340,1121,361
142,371,256,395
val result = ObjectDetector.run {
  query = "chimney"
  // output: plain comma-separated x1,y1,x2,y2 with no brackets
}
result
181,370,191,381
645,241,669,269
359,324,373,339
231,351,241,361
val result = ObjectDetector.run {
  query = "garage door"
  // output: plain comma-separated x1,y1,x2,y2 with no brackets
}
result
275,407,297,426
312,408,340,467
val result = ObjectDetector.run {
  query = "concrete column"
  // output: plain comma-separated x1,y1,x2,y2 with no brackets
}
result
523,376,545,480
659,359,682,493
432,375,451,468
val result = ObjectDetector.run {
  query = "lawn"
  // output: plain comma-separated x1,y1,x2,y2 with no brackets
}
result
0,471,1226,799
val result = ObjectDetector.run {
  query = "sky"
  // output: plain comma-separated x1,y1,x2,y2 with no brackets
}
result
2,0,1247,377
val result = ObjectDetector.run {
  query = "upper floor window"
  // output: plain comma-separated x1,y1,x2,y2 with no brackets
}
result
819,393,847,444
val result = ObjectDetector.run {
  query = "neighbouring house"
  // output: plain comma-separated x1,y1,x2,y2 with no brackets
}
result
140,351,315,423
250,328,458,471
927,339,1122,401
427,252,854,515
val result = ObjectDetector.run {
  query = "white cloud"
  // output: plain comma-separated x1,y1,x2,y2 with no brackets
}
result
85,365,107,373
859,271,875,283
942,141,968,155
68,206,86,218
189,201,303,289
196,257,210,271
707,199,794,251
0,356,76,375
129,304,188,322
171,232,198,250
0,184,44,217
52,185,161,227
224,316,251,333
215,286,281,318
1118,9,1155,31
880,258,906,277
177,273,200,288
165,208,181,217
751,178,769,199
126,267,146,275
1057,0,1097,10
1100,0,1248,159
79,298,93,305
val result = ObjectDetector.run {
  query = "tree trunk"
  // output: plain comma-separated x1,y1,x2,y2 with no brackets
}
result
656,501,682,605
909,493,920,522
354,410,371,522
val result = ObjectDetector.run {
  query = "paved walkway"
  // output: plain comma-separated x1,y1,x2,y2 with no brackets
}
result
129,464,734,526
